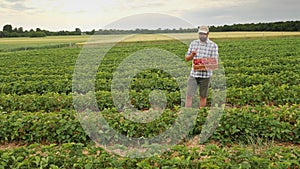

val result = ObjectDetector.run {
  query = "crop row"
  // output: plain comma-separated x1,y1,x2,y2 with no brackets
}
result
2,57,298,77
1,57,298,80
1,104,299,144
1,82,299,113
226,83,300,106
0,71,299,95
0,37,299,78
1,142,299,169
218,37,300,60
224,64,300,76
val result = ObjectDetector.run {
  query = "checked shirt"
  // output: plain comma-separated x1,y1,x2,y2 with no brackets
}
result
186,38,219,78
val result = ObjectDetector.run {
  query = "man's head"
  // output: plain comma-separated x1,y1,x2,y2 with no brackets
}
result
198,25,209,42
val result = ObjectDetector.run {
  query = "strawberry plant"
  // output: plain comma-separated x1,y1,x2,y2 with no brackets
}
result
0,36,300,167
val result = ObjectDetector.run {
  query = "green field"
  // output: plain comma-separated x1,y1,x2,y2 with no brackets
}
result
1,31,300,52
0,33,299,168
0,35,90,52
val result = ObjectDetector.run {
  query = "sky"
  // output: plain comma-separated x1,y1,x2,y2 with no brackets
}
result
0,0,299,31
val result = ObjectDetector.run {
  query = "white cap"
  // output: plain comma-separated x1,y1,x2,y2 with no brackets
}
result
198,25,209,33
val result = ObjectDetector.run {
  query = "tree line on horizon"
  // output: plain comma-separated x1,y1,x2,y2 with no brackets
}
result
0,25,83,38
0,20,299,38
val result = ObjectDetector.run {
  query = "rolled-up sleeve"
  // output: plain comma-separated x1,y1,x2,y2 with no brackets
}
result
186,42,194,56
211,44,219,63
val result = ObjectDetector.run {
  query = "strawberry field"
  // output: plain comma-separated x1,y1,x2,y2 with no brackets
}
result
0,35,300,168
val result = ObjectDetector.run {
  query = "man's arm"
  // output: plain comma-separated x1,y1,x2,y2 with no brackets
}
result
185,42,197,61
212,44,219,60
185,51,196,61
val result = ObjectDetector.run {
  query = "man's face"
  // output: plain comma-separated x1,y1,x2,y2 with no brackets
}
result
199,32,208,42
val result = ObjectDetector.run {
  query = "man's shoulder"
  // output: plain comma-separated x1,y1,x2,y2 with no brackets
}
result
207,39,218,47
191,39,200,44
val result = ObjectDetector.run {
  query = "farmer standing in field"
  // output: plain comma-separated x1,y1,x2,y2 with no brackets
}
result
185,25,219,108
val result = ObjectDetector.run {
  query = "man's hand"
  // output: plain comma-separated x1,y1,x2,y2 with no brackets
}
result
191,51,196,56
185,50,197,61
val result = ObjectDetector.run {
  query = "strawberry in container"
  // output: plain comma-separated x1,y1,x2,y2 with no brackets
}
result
193,58,218,70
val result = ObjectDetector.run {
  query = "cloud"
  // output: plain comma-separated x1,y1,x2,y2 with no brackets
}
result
114,0,167,9
3,0,23,2
104,13,193,30
114,0,252,11
0,0,36,12
106,0,261,25
180,0,300,26
1,0,299,31
10,3,35,11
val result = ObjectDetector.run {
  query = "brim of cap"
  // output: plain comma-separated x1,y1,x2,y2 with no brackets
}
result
198,31,208,33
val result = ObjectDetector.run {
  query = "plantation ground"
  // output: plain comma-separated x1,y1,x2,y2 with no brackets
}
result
1,31,300,51
0,33,299,168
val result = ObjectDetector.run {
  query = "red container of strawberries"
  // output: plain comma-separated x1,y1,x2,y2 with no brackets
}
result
193,58,218,70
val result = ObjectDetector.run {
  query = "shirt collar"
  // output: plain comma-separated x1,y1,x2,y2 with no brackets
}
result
199,38,209,45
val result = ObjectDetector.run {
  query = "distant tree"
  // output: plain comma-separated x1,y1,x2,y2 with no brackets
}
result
75,28,81,33
87,29,95,35
74,28,81,35
3,24,13,32
17,27,24,33
42,30,51,36
36,28,41,32
29,31,46,37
